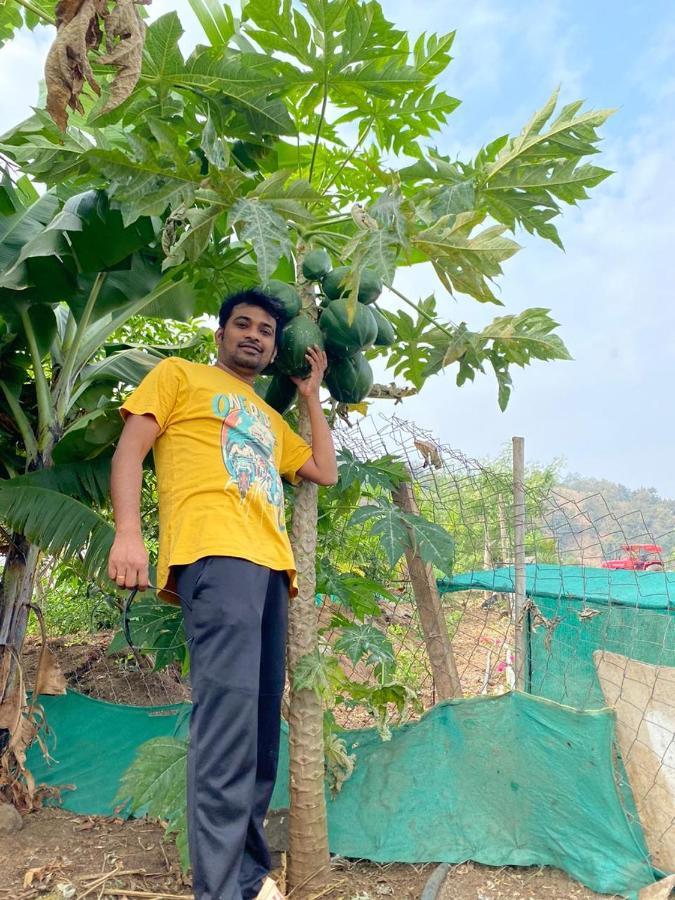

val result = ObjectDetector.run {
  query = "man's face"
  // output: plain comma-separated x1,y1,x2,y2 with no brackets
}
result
216,303,277,375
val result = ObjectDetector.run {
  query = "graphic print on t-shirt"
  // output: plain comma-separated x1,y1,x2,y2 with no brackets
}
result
212,393,286,530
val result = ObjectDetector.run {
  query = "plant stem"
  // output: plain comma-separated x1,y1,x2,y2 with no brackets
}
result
0,381,38,465
14,0,55,24
309,80,329,184
54,272,106,422
319,115,375,198
19,307,54,450
385,283,455,336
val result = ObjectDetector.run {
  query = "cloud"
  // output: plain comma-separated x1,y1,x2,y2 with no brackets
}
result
0,26,52,131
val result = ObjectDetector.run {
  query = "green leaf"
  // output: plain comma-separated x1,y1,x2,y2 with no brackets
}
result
316,559,393,620
229,197,293,281
349,500,454,575
116,736,189,872
85,147,200,227
142,13,186,83
477,91,615,246
0,175,60,272
423,308,571,410
348,503,410,568
113,597,187,671
176,52,297,135
59,190,157,272
6,458,111,507
413,214,520,304
382,296,439,390
81,348,166,387
51,408,122,464
200,116,229,170
0,0,53,47
400,512,455,576
334,623,394,667
187,0,235,47
0,479,114,582
336,449,409,494
293,649,346,702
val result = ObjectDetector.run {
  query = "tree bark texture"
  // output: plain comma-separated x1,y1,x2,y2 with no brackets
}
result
0,537,40,706
285,248,331,894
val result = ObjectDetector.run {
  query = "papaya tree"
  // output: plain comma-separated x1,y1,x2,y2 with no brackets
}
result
0,0,613,890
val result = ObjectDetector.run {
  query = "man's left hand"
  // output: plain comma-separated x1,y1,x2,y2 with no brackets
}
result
291,345,328,400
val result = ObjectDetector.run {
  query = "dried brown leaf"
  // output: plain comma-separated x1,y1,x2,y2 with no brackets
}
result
23,859,67,889
414,438,443,469
0,685,23,732
34,646,67,697
55,0,88,27
97,0,148,116
45,0,105,130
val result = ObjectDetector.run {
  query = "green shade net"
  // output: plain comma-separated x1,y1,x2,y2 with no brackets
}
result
28,689,657,898
439,564,675,708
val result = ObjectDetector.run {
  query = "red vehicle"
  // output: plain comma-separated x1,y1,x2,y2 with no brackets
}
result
601,544,664,571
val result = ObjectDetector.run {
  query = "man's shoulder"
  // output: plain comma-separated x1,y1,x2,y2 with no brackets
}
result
156,356,207,380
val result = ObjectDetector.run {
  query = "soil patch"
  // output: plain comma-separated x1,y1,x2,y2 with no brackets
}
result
0,808,622,899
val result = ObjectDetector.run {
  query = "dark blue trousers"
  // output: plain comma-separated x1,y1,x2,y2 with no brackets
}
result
174,557,288,900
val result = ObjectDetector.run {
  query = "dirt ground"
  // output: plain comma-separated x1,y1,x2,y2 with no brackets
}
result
0,807,621,900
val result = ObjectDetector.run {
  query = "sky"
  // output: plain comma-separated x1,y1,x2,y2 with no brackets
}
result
1,1,675,494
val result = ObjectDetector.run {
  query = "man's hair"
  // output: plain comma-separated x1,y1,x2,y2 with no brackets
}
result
218,289,286,349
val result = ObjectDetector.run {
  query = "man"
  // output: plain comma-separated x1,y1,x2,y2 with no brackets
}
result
108,289,337,900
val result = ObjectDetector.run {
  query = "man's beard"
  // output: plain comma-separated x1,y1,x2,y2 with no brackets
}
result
232,347,271,372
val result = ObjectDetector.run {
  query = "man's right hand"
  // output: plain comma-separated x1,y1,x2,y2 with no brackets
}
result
108,531,150,591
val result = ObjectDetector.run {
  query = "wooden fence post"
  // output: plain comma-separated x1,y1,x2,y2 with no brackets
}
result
393,482,463,700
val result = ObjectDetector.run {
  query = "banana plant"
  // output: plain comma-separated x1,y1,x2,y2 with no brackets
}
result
0,175,200,710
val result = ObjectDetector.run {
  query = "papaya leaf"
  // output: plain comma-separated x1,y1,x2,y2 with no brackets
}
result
349,500,454,576
116,736,189,872
142,13,185,84
477,90,614,247
334,623,394,668
412,215,520,304
316,559,393,621
86,146,200,227
400,512,455,576
187,0,235,48
293,650,347,703
423,308,571,410
111,597,187,671
176,52,297,135
336,449,409,494
229,198,293,281
382,297,439,390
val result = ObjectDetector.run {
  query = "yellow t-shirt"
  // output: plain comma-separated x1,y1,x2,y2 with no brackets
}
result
121,357,312,602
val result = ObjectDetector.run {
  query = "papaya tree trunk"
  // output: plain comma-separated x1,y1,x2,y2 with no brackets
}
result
0,536,41,707
286,244,331,894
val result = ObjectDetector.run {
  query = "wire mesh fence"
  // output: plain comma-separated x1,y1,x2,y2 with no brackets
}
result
19,411,675,877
